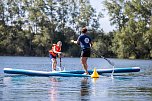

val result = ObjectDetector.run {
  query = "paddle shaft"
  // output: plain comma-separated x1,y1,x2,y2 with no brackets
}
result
91,50,114,66
59,56,64,71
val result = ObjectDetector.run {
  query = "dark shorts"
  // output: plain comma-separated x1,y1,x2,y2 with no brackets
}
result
81,48,91,57
49,54,56,59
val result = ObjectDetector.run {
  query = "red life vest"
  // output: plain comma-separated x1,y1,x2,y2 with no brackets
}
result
49,44,61,57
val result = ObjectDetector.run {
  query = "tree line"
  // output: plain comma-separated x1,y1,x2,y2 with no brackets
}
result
0,0,151,59
104,0,152,59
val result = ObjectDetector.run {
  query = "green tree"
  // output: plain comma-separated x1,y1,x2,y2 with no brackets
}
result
104,0,128,31
105,0,152,59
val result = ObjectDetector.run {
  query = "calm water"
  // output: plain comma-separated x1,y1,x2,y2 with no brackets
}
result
0,56,152,101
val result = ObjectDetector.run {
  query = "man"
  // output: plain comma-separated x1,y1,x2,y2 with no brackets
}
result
71,27,92,75
49,41,62,71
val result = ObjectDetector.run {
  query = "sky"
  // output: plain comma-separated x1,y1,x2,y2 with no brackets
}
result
90,0,115,33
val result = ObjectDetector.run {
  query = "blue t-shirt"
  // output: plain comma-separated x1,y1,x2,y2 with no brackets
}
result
77,33,91,49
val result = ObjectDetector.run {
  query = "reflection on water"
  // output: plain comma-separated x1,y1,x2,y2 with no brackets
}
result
80,78,90,100
48,77,92,101
1,74,152,101
49,78,59,101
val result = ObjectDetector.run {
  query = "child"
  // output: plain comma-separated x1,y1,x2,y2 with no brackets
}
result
49,41,62,71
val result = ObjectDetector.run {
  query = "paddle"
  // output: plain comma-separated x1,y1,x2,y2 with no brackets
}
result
91,50,115,78
57,53,65,71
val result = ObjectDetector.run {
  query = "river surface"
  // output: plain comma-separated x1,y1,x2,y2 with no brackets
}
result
0,56,152,101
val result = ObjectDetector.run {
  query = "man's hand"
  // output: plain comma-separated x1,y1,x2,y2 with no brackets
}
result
70,40,77,44
70,40,74,43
